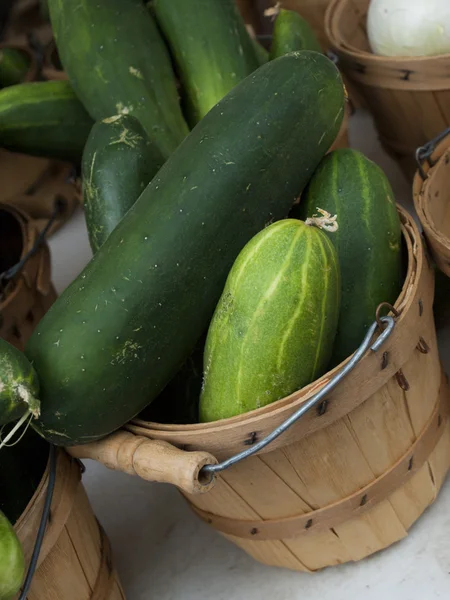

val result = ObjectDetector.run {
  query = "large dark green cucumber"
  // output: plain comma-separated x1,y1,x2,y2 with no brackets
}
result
0,510,24,600
26,51,345,446
270,9,322,59
0,48,31,88
0,338,40,425
200,219,340,422
294,148,402,366
48,0,189,160
153,0,260,126
0,428,48,524
82,114,165,253
0,80,93,162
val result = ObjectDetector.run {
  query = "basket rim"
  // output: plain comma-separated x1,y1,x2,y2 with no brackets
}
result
127,205,431,460
325,0,450,66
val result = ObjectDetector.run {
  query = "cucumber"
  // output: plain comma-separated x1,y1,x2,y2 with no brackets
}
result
0,338,40,426
200,219,340,422
270,9,322,58
0,511,24,600
25,51,345,446
0,80,93,162
0,428,48,524
48,0,189,160
294,149,402,366
252,38,269,65
82,114,165,253
0,48,31,88
153,0,260,126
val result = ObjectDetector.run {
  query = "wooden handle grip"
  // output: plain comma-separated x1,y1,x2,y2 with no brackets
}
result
68,430,218,495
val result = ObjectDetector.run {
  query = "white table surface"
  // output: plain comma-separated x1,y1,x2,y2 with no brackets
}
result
48,110,450,600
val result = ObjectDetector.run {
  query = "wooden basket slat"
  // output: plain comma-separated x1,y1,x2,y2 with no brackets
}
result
326,0,450,178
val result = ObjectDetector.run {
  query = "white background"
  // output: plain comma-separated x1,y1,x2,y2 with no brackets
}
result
48,111,450,599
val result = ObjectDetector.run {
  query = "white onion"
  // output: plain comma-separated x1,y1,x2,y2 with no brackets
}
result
367,0,450,57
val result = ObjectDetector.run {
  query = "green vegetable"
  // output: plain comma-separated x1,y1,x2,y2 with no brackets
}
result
200,219,340,422
82,114,164,253
294,149,402,365
0,428,49,524
0,338,39,426
270,9,322,58
0,49,30,88
0,80,93,162
0,511,24,600
252,38,269,65
25,51,345,446
48,0,189,160
153,0,260,126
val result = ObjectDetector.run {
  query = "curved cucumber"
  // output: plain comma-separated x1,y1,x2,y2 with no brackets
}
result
0,338,40,425
0,80,93,162
200,219,340,422
294,149,402,365
270,9,322,58
26,51,345,445
82,114,165,253
153,0,260,126
0,49,31,88
48,0,189,160
0,511,24,600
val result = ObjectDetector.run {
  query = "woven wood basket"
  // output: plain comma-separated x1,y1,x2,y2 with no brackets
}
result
14,449,125,600
70,206,450,571
325,0,450,180
413,128,450,278
0,203,57,349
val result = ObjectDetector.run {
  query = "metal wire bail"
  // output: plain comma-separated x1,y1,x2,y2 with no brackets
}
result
201,314,396,481
415,126,450,181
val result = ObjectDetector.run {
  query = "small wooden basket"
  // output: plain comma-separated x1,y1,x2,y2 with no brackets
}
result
14,449,125,600
71,206,450,572
413,127,450,278
0,203,57,350
325,0,450,180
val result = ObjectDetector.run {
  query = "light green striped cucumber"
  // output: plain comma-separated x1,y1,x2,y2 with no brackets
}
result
153,0,261,126
0,48,31,88
294,148,402,366
0,510,24,600
200,218,340,422
270,9,322,59
82,114,165,253
0,337,40,426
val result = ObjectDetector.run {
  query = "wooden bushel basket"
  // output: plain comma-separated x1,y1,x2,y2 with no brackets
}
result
71,206,450,572
325,0,450,180
14,449,125,600
0,203,57,350
413,127,450,278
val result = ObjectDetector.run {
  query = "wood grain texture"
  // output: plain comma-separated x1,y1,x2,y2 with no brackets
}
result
14,450,125,599
325,0,450,179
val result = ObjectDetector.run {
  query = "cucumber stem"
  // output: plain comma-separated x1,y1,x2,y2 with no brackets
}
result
305,208,338,232
0,411,32,450
264,2,281,19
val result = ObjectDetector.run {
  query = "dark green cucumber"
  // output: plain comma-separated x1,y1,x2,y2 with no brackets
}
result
0,428,48,524
48,0,189,160
0,80,93,162
0,48,31,88
200,219,340,422
270,9,322,58
82,114,165,253
252,38,269,65
0,338,40,425
0,511,24,600
153,0,260,126
26,51,345,446
293,148,402,365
